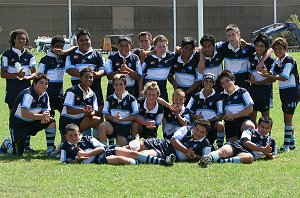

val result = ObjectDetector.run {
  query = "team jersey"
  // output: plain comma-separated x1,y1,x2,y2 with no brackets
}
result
270,55,300,90
187,89,222,120
137,97,164,126
240,128,277,160
61,84,99,119
172,126,211,161
170,51,201,89
105,51,142,88
1,47,36,92
38,50,66,83
248,54,274,96
204,43,224,77
217,42,255,88
102,91,138,125
10,86,50,123
60,136,104,163
217,86,254,115
163,107,190,139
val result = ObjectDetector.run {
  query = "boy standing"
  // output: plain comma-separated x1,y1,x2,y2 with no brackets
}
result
199,116,276,167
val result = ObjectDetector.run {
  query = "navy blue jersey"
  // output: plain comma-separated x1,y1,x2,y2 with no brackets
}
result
60,136,104,163
248,54,274,97
38,50,66,83
65,48,105,84
102,92,138,125
217,87,254,115
240,128,277,160
137,97,164,126
61,84,99,119
1,48,36,93
172,126,211,160
187,89,222,120
217,42,255,88
105,51,142,88
204,43,224,77
163,107,190,139
170,51,201,88
10,86,50,124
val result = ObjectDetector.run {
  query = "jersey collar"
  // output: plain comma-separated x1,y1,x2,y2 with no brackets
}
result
113,91,129,102
12,47,26,57
118,51,131,59
143,98,159,114
228,42,240,53
75,48,94,56
46,49,59,58
199,89,215,99
204,49,218,60
223,85,239,96
152,53,166,62
78,84,94,100
177,53,194,64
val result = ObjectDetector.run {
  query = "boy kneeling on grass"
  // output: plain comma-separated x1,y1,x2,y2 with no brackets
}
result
60,123,175,166
199,116,277,168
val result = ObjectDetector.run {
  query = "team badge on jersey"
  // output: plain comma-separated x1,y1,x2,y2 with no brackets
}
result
76,96,81,101
188,66,192,70
151,61,156,65
74,55,79,59
87,55,92,59
242,49,247,54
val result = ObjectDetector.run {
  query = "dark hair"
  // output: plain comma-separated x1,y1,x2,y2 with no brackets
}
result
113,74,127,86
9,29,29,48
32,73,49,84
258,116,273,127
51,35,65,47
200,35,216,46
271,37,288,50
76,28,91,41
65,123,80,135
194,119,211,133
138,31,152,41
80,67,93,77
254,33,270,50
181,37,197,48
118,35,132,45
217,70,235,82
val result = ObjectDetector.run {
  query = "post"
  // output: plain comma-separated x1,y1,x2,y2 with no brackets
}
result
198,0,204,47
68,0,72,40
173,0,177,51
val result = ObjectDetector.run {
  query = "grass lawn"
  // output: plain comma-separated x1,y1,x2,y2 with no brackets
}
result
0,52,300,197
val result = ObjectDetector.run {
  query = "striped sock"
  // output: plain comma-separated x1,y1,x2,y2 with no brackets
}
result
45,128,56,148
218,156,240,163
290,133,295,148
139,153,162,165
210,151,220,162
109,138,115,145
284,125,293,148
216,131,225,148
129,158,140,165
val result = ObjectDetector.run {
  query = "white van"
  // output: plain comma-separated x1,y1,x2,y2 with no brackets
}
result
34,36,72,52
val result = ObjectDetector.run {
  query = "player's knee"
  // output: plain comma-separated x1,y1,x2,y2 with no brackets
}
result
214,121,224,132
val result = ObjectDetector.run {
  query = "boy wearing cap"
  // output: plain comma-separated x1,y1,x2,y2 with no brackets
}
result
187,73,225,148
105,36,142,98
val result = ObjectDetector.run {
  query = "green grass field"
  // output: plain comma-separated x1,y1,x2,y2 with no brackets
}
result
0,52,300,197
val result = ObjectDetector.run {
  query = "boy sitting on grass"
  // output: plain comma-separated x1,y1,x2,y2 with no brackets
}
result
61,123,175,165
199,116,276,168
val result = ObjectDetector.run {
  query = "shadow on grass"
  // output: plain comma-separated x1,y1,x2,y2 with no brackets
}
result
0,150,60,162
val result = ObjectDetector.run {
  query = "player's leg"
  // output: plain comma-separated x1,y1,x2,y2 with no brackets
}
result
215,121,225,149
106,155,139,165
116,135,128,146
45,122,59,157
240,119,255,132
98,121,114,145
250,110,258,128
236,152,253,164
281,113,294,152
80,116,102,139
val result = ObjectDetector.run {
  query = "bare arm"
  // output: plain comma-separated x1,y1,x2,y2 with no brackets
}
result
66,68,80,78
170,138,195,160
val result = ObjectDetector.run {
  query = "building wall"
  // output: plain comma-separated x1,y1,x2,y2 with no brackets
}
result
0,0,299,51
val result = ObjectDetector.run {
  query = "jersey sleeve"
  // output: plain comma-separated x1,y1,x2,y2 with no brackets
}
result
63,91,75,107
102,100,111,115
65,55,75,70
172,126,189,141
29,56,36,68
21,94,34,109
242,89,254,107
104,57,113,75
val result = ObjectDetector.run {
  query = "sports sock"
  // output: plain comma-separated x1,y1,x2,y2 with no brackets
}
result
290,133,295,147
218,156,240,163
25,135,31,147
128,158,140,165
216,131,225,148
138,153,162,165
109,137,115,145
284,125,293,148
45,128,56,148
209,151,220,162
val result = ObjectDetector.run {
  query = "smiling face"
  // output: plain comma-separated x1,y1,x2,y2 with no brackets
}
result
257,121,272,136
118,40,131,57
78,34,91,53
80,71,93,88
181,44,194,60
113,79,126,95
172,93,185,109
34,78,49,95
220,76,235,93
255,41,267,56
203,78,214,91
139,35,152,50
14,34,27,50
65,130,81,145
273,44,286,59
145,89,159,103
202,40,215,57
192,124,208,140
154,41,168,57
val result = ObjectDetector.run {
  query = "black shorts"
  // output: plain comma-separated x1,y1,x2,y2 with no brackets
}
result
206,121,217,145
226,141,249,155
95,145,117,164
225,117,250,139
108,121,131,139
143,138,175,159
140,125,158,139
47,83,64,114
279,88,300,115
59,116,85,134
252,96,270,112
